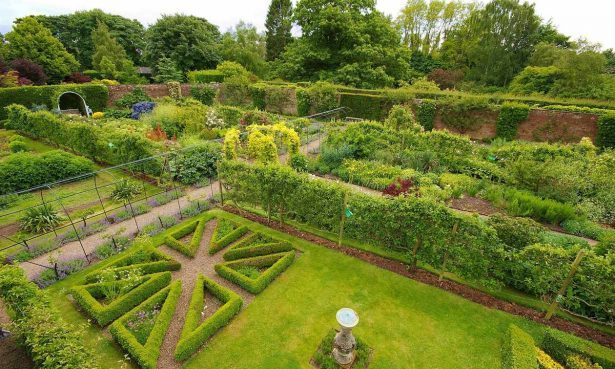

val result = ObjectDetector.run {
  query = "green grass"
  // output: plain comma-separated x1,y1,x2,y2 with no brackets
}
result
42,209,609,369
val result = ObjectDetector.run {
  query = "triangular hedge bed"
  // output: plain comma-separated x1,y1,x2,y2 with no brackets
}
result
174,275,243,361
215,251,295,294
223,231,293,261
84,247,180,283
208,218,249,255
110,280,182,369
71,271,172,326
164,217,210,258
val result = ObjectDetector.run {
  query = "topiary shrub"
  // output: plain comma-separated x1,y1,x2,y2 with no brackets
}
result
497,103,530,141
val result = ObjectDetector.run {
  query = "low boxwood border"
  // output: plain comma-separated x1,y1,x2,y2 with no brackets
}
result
174,275,243,361
502,325,538,369
164,218,210,257
215,251,295,294
84,247,180,283
209,222,249,254
71,272,172,326
542,328,615,369
109,280,182,369
223,241,294,261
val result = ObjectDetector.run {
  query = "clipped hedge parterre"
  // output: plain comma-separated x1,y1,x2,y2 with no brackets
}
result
215,251,295,294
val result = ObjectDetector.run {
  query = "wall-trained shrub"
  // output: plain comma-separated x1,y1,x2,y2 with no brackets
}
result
174,275,242,361
0,84,108,120
497,103,530,141
0,150,95,194
0,265,98,369
109,281,182,369
597,112,615,149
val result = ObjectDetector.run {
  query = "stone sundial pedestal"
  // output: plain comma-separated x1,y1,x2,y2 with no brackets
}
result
332,308,359,368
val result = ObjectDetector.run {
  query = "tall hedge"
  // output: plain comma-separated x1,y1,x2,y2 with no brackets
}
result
597,113,615,149
497,103,530,141
416,99,437,131
0,84,109,119
339,93,393,121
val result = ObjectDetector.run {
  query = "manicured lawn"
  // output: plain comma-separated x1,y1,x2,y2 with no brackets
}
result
43,209,564,369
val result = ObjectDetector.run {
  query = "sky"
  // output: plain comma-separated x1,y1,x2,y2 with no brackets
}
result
0,0,613,50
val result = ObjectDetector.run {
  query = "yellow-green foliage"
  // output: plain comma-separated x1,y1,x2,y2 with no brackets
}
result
538,349,565,369
567,355,604,369
247,130,277,164
223,128,240,160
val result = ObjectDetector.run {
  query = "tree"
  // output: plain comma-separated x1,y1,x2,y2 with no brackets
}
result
91,21,138,81
220,22,267,77
153,56,183,83
5,17,79,82
145,14,221,73
274,0,412,88
442,0,541,86
397,0,472,56
32,9,145,68
265,0,293,61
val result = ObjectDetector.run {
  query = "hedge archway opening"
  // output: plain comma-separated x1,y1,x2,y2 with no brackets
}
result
57,91,92,117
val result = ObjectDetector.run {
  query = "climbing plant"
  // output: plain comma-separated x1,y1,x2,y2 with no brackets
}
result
496,102,530,141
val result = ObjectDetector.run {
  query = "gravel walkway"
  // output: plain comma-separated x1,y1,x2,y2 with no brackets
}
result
156,220,254,369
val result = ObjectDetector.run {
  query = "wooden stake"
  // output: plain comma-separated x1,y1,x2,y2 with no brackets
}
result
338,192,348,247
545,249,586,320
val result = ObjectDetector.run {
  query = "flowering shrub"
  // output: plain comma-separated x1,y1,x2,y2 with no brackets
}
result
92,111,104,119
131,101,156,120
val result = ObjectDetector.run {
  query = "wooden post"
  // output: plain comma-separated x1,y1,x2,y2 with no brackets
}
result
218,180,224,207
338,192,348,247
545,249,586,320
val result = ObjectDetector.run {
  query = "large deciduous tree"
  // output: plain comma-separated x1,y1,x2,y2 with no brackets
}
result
442,0,541,86
221,22,268,77
32,9,145,68
5,17,79,82
265,0,293,61
91,21,138,82
144,14,221,73
273,0,411,88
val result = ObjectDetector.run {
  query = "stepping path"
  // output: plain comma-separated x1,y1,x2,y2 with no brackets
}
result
156,219,254,369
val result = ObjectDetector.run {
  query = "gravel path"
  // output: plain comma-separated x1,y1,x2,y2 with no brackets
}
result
156,220,254,369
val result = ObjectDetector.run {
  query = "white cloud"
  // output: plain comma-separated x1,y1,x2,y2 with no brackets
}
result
1,0,613,49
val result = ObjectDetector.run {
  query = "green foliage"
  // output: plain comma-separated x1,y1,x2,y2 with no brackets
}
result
439,96,494,132
597,113,615,149
223,128,241,160
566,355,603,369
91,21,138,82
542,328,615,369
169,142,221,184
70,271,172,326
501,325,538,369
416,99,437,131
223,240,293,261
190,85,216,105
215,251,295,294
385,104,423,133
84,247,180,283
510,66,561,95
265,0,293,61
312,329,372,369
110,179,141,203
339,93,393,121
153,56,183,83
20,203,64,233
487,213,545,251
144,14,221,73
209,220,249,254
174,275,242,361
0,149,95,194
220,22,267,76
0,265,98,369
497,103,530,141
164,218,209,257
187,70,224,83
289,153,309,172
6,17,80,82
0,84,108,120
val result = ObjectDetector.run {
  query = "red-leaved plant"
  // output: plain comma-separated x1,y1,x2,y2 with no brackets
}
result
382,177,419,197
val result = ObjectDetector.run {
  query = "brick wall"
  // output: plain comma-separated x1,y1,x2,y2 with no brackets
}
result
107,83,219,106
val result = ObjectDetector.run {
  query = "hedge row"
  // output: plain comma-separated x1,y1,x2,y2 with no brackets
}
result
109,281,182,369
0,84,109,120
502,325,538,369
209,222,249,255
215,251,295,294
174,275,243,361
223,241,294,261
71,272,172,326
187,70,225,83
84,247,180,283
5,105,161,173
165,217,210,258
0,150,95,195
339,93,394,121
0,265,98,369
542,329,615,369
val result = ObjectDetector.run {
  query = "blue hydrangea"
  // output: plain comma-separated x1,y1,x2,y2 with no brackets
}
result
131,101,156,119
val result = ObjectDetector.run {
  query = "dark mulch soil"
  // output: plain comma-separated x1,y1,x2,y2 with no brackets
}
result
222,205,615,348
449,196,500,216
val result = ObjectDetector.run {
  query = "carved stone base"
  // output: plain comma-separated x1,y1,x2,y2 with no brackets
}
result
310,329,373,369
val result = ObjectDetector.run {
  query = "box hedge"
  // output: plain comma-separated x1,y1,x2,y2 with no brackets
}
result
164,216,212,257
215,251,295,294
84,247,180,283
187,70,225,83
209,220,249,254
223,241,294,261
71,272,172,326
0,84,108,120
502,325,538,369
339,93,394,121
109,281,182,369
542,328,615,369
174,275,242,361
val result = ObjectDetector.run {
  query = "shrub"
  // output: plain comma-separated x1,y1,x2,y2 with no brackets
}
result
566,355,603,369
487,214,545,251
20,203,64,233
289,153,309,172
510,66,561,95
385,105,422,133
416,99,437,131
169,142,222,184
537,349,565,369
91,111,104,119
501,325,538,369
542,328,615,369
497,103,530,141
561,219,611,241
115,87,152,109
217,105,244,126
8,139,28,152
187,70,224,83
174,275,242,361
209,220,249,254
190,85,216,105
164,218,209,257
109,281,182,369
84,248,180,283
64,72,93,84
439,97,494,132
10,58,48,85
339,93,391,121
597,113,615,149
215,251,295,294
427,68,464,90
70,272,172,326
0,265,97,369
